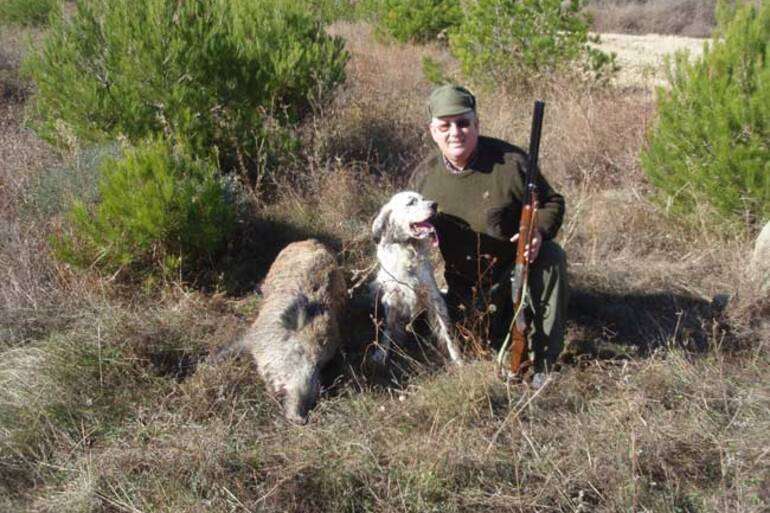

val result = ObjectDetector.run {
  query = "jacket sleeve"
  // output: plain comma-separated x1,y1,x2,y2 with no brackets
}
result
508,151,565,241
533,170,565,240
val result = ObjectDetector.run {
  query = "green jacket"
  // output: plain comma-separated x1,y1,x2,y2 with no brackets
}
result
409,136,565,285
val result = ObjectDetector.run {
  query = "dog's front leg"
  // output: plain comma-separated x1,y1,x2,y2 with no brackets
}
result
373,303,406,365
429,292,463,364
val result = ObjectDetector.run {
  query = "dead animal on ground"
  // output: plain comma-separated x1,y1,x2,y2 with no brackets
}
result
371,191,463,366
218,239,346,424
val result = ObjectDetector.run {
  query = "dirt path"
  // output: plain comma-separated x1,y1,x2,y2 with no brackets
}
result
595,32,708,90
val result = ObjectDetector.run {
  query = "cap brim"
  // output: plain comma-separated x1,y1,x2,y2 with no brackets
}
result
431,105,474,119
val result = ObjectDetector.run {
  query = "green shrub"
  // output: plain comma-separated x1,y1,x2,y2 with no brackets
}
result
307,0,362,22
0,0,59,26
421,55,451,85
641,0,770,226
54,139,235,278
449,0,616,89
376,0,461,43
23,0,348,183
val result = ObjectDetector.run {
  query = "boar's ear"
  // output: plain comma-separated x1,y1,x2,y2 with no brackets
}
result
372,204,391,243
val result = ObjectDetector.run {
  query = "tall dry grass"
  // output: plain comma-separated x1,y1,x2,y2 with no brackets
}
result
0,79,67,347
587,0,717,37
5,349,767,511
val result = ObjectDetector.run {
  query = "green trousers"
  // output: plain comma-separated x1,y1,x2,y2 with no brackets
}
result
445,240,569,371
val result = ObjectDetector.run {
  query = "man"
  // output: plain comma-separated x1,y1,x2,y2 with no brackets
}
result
409,84,568,378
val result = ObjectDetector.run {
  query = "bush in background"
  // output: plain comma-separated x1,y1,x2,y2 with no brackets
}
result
0,0,59,26
307,0,363,23
641,0,770,227
586,0,717,38
449,0,616,89
376,0,461,43
23,0,348,185
54,138,235,278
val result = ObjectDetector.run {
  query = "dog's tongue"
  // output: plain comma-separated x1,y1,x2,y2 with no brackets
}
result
413,221,439,247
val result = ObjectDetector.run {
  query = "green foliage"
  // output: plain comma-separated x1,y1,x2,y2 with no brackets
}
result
449,0,616,89
377,0,461,43
23,0,348,182
421,55,450,85
54,139,236,278
0,0,59,26
641,0,770,226
349,0,384,21
306,0,362,22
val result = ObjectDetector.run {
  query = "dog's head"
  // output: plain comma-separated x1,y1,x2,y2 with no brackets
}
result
372,191,438,245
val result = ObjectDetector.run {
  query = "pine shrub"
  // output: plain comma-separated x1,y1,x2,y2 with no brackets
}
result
0,0,59,26
54,139,236,278
449,0,616,89
308,0,362,23
23,0,348,183
641,0,770,226
376,0,462,43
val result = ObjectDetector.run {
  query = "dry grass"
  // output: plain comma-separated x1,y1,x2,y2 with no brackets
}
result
5,348,767,511
0,41,67,347
1,16,768,513
318,21,445,182
587,0,717,38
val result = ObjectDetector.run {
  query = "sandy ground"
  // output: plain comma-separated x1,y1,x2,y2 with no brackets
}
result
595,32,708,90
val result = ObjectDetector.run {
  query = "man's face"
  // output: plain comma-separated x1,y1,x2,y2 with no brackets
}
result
429,112,479,167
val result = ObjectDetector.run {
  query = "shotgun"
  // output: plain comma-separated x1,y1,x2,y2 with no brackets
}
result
498,100,545,378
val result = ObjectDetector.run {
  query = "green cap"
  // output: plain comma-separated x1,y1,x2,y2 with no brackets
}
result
429,85,476,119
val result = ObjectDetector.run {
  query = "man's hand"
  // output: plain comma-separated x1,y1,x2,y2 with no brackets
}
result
510,229,543,263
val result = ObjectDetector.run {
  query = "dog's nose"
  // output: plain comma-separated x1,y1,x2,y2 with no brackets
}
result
428,201,438,212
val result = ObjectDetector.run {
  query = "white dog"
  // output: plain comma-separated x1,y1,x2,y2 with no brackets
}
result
371,191,463,365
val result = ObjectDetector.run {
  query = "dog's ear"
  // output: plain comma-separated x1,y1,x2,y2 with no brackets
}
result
372,205,391,243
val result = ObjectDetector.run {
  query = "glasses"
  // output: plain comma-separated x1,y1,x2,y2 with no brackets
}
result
432,117,474,133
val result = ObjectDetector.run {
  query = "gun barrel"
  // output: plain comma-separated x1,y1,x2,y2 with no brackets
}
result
524,100,545,205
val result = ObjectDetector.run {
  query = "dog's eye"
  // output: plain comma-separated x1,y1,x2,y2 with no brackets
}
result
407,198,417,206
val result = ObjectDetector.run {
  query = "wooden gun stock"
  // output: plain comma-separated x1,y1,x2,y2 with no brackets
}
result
507,100,545,377
509,204,537,374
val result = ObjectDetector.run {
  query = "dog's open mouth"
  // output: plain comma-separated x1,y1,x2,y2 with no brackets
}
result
410,220,439,246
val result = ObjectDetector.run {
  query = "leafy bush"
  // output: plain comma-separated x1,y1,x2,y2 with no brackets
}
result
23,0,348,183
449,0,616,88
54,139,236,278
376,0,461,43
641,0,770,226
421,55,451,85
307,0,362,22
0,0,58,26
